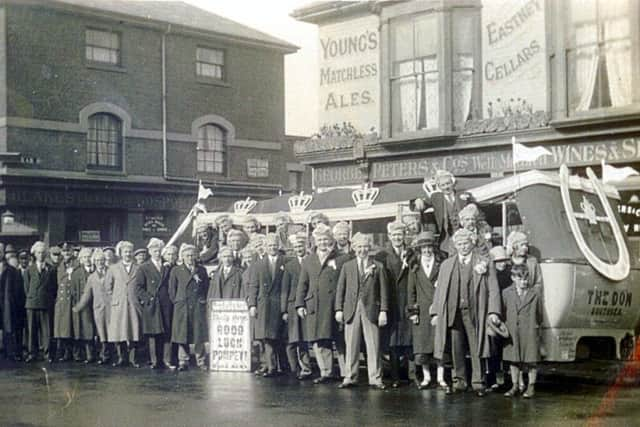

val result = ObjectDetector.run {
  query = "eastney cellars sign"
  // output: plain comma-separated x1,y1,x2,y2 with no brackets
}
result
314,137,640,187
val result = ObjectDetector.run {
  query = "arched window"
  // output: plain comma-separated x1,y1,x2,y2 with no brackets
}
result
197,124,226,174
87,113,123,169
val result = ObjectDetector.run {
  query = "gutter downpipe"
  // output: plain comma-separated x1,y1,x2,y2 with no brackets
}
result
162,24,171,179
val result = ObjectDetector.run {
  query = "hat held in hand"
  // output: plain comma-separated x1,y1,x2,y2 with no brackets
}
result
487,316,509,339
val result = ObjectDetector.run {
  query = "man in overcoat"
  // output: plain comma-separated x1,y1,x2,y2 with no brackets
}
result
0,243,26,361
24,241,57,363
431,229,501,396
169,244,210,371
209,247,244,300
335,233,388,389
280,233,312,379
106,241,142,367
135,238,173,369
296,224,349,384
375,221,414,387
248,234,285,376
70,247,95,363
55,242,77,361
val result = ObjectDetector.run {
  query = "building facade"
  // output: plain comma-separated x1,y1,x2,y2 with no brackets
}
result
0,0,307,248
292,0,640,248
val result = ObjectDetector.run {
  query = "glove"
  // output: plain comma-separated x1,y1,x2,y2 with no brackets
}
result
335,311,344,324
282,313,288,322
249,306,257,318
297,307,307,319
430,316,438,326
378,311,388,327
409,314,419,325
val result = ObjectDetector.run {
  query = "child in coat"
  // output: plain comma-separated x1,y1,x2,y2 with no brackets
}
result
501,263,543,398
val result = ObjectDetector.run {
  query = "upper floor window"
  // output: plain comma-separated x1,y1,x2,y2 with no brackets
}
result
87,113,122,169
566,0,635,113
196,47,225,80
247,158,269,178
197,124,226,174
86,29,120,65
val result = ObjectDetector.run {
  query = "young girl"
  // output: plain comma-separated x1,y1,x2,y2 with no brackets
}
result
502,263,543,398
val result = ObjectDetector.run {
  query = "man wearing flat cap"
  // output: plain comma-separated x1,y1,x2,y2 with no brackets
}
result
333,222,353,257
134,248,148,265
431,228,501,396
336,233,389,389
375,220,415,388
248,233,286,377
135,238,173,369
296,224,350,384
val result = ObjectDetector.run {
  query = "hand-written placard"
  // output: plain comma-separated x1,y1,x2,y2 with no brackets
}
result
208,299,251,372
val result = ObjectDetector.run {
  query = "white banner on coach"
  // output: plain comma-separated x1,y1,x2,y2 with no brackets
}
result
208,299,251,372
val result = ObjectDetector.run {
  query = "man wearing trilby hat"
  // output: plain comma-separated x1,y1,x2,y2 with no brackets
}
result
431,228,501,396
335,232,388,390
134,238,173,370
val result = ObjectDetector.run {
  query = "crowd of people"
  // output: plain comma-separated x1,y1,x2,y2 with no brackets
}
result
0,169,544,399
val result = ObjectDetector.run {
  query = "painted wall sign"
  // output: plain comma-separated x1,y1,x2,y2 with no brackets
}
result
482,0,547,116
318,15,380,134
314,137,640,187
142,214,169,234
209,299,251,372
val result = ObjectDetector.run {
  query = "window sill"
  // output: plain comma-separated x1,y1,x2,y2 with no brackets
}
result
551,108,640,129
86,62,127,73
196,76,231,88
86,167,126,177
378,129,459,145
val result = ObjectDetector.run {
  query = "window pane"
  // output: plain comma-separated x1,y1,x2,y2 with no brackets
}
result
414,14,438,57
87,113,122,168
391,18,414,62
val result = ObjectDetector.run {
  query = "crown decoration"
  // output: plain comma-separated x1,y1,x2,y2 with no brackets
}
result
352,184,379,209
234,197,257,215
288,191,313,213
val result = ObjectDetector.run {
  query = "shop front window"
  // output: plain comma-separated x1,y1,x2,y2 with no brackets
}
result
566,0,634,113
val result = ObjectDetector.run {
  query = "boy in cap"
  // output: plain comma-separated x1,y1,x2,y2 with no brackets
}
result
335,233,389,389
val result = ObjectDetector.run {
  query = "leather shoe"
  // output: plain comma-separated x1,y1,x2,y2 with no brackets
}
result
112,358,125,367
476,389,487,397
25,355,35,363
313,376,331,385
178,364,188,372
130,363,141,368
254,368,267,376
297,373,312,381
338,382,356,389
391,381,400,389
417,382,430,390
445,386,454,395
47,357,55,364
370,383,387,390
523,385,535,398
262,371,277,378
150,364,160,370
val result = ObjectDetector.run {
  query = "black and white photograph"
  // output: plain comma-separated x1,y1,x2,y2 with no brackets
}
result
0,0,639,425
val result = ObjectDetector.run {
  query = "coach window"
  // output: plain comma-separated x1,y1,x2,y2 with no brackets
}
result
86,113,123,170
197,124,226,174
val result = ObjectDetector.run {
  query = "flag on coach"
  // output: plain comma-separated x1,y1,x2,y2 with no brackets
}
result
602,160,640,184
512,136,552,166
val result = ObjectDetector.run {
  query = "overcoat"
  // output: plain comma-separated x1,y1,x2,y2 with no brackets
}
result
54,262,75,339
281,257,305,344
208,265,244,300
295,249,350,342
375,244,412,347
75,268,110,342
248,255,285,341
407,259,440,355
134,260,172,335
335,257,389,325
70,266,95,340
106,262,141,343
24,262,57,311
0,263,25,333
169,264,209,345
431,251,501,360
501,284,543,363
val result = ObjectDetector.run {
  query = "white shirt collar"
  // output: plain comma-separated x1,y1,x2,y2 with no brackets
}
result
458,253,471,265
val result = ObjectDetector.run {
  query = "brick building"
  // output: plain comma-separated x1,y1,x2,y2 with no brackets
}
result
0,0,307,248
292,0,640,248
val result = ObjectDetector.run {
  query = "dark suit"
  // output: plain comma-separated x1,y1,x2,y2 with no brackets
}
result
25,262,57,359
249,254,285,373
281,257,311,375
209,265,244,300
336,257,388,385
411,192,472,253
0,263,25,359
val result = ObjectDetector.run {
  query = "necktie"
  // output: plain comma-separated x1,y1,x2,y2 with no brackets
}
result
270,258,276,277
359,259,364,276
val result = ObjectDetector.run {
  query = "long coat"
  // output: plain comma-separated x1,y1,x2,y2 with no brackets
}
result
54,263,75,339
208,265,244,300
407,259,440,355
169,264,209,345
75,268,110,342
502,285,543,363
431,251,501,360
0,263,25,333
281,257,305,344
248,255,285,341
70,266,95,340
335,257,389,325
375,245,412,347
106,262,141,343
134,260,173,335
295,249,350,342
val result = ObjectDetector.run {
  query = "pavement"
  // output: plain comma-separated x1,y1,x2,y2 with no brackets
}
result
2,360,640,427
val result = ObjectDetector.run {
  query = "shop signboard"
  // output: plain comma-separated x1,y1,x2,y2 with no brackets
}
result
79,230,101,242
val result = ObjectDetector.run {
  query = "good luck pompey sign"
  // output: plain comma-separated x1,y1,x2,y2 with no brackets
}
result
209,299,251,372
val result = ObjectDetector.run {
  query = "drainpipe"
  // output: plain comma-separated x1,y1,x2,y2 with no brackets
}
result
162,24,171,179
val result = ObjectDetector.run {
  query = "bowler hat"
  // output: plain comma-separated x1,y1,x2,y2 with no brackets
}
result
134,248,147,257
411,231,436,248
487,318,509,339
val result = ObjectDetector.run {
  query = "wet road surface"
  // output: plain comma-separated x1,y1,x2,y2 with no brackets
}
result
1,361,640,427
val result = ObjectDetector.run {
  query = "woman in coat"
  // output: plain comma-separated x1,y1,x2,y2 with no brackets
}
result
106,241,141,367
169,244,210,371
406,231,440,389
74,248,111,364
70,247,95,363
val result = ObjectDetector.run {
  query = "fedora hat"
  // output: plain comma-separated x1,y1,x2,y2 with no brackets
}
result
487,317,509,339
